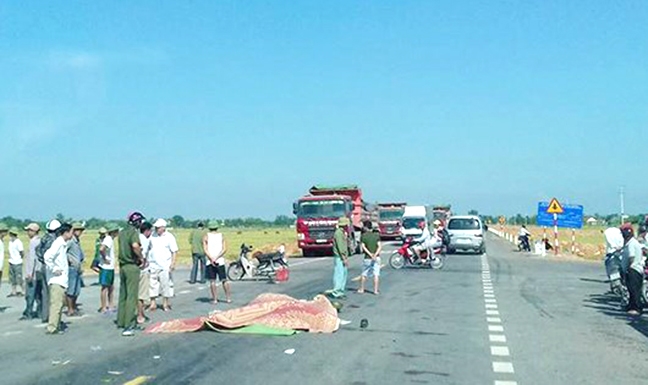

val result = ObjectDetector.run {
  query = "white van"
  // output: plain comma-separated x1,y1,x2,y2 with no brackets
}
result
446,215,485,254
400,205,429,240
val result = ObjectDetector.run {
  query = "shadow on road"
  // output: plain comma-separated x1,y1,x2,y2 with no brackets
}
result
583,292,648,339
0,306,10,313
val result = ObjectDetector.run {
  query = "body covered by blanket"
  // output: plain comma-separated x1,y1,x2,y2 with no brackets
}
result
146,293,340,334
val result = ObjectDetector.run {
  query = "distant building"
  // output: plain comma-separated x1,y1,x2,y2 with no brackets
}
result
586,217,598,226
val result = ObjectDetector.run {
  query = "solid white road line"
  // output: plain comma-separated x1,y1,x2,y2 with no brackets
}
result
492,362,515,374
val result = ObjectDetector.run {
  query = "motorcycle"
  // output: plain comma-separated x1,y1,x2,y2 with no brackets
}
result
517,234,531,252
227,244,289,282
389,237,445,270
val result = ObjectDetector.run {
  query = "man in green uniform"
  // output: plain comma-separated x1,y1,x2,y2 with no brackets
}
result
331,217,350,298
117,212,146,337
358,221,383,295
189,222,208,284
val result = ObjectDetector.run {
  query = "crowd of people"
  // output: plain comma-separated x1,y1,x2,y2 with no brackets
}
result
603,221,648,316
0,212,232,337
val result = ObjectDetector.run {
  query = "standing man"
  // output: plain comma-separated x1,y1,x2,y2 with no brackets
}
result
621,225,645,316
36,220,62,324
358,221,382,295
189,222,207,284
0,224,8,291
8,228,25,297
21,223,41,320
99,225,119,314
203,221,231,304
331,217,350,299
137,221,153,324
65,223,85,317
91,228,108,275
148,219,178,312
44,223,74,335
117,212,145,337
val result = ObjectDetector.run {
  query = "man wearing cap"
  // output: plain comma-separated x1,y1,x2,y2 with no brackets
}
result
21,223,41,320
331,217,351,299
65,223,86,317
8,228,25,297
99,225,119,314
0,224,8,291
189,222,208,284
91,228,108,276
36,219,62,323
44,223,74,334
117,212,146,337
203,221,232,304
148,219,178,312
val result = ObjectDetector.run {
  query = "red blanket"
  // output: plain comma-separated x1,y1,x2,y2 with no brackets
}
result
145,293,340,334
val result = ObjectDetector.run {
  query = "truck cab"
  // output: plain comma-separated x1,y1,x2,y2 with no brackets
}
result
293,185,366,257
400,205,429,240
377,202,406,240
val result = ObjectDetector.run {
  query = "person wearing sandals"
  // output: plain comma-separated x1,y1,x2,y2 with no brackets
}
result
203,221,231,304
148,219,178,312
99,225,119,314
358,221,382,295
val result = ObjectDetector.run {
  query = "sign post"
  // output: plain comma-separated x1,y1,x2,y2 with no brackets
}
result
546,198,565,255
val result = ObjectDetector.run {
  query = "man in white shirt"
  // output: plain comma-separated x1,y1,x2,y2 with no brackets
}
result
44,223,74,335
0,224,7,291
203,221,231,304
148,219,178,312
137,221,153,324
8,228,25,297
99,225,119,314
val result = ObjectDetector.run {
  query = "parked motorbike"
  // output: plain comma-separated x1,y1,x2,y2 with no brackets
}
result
227,244,289,282
517,235,531,252
389,237,445,270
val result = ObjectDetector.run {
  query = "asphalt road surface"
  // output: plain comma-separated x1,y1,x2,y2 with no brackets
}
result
0,234,647,385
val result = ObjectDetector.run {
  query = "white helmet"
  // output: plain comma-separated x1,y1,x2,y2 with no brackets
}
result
46,219,62,232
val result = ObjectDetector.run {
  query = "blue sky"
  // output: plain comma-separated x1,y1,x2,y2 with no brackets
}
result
1,1,647,220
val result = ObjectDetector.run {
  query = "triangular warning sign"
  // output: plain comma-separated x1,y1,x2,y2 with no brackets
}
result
547,198,564,214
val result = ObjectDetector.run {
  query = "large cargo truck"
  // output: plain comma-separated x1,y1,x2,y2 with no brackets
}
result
293,185,367,257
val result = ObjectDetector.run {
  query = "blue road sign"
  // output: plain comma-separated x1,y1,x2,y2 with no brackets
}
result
537,202,584,229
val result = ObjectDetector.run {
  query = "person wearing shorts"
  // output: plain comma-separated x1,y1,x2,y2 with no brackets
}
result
99,225,119,314
148,219,178,312
137,221,153,324
204,222,231,304
358,221,383,295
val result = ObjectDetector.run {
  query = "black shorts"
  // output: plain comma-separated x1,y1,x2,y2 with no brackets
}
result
206,264,227,282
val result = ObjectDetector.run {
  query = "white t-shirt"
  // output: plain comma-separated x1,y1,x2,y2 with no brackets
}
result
45,236,70,288
149,231,178,271
100,235,116,270
0,240,5,271
604,228,624,255
8,238,24,265
207,232,224,266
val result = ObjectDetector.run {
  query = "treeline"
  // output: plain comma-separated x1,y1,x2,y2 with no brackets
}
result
476,213,646,226
0,214,296,230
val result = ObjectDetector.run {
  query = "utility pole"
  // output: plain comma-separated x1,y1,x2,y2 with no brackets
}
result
619,186,625,225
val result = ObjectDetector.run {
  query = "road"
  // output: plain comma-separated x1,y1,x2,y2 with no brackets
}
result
0,234,646,385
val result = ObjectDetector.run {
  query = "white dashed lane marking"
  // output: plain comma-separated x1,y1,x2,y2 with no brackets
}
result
482,253,518,385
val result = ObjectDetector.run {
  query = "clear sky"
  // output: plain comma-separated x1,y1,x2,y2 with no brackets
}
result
1,1,647,220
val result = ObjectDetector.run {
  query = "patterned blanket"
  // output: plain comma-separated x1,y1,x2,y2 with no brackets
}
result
145,293,340,334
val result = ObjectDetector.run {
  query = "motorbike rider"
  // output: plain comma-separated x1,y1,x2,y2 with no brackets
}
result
621,224,645,315
433,220,450,250
603,226,625,296
413,221,438,263
518,225,532,251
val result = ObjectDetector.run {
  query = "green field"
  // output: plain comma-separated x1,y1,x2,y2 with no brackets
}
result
1,227,298,275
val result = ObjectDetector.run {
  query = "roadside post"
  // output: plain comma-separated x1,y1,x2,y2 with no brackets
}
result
537,198,583,256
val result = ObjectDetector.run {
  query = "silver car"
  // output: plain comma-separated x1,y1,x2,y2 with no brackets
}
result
447,215,485,254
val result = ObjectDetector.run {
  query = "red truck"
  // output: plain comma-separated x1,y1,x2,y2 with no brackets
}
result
293,185,367,257
432,205,452,225
377,202,406,240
